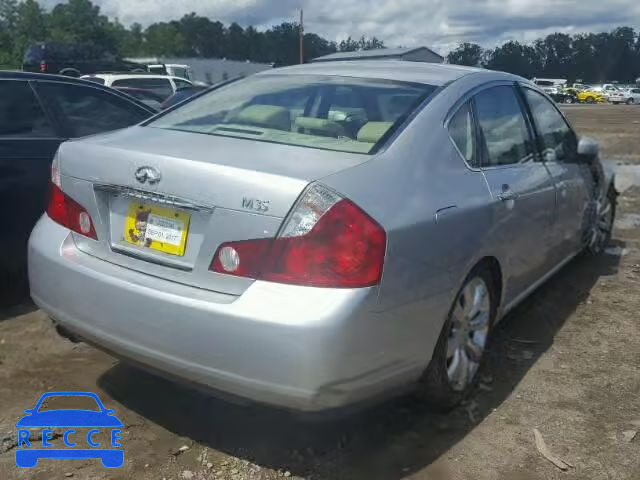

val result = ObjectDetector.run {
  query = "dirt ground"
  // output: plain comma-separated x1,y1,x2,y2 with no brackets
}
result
1,105,640,480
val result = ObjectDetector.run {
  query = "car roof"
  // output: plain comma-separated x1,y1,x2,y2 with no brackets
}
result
0,71,158,114
258,60,518,86
84,73,186,81
0,70,107,84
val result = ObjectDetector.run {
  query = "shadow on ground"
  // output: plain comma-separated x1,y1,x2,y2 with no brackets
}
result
99,244,622,480
0,271,36,320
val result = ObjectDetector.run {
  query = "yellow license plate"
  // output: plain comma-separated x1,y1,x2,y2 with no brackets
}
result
124,202,191,256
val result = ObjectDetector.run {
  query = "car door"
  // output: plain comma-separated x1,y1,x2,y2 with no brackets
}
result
0,80,63,270
520,87,592,261
473,84,557,303
33,81,153,138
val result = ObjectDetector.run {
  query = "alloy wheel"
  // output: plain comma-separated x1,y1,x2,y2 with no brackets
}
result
590,192,614,253
446,277,491,392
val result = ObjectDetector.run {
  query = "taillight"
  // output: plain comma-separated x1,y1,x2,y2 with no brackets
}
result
46,162,97,240
210,184,386,288
39,61,46,73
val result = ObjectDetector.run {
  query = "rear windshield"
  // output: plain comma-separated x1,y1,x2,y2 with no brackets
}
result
84,77,106,85
149,75,436,154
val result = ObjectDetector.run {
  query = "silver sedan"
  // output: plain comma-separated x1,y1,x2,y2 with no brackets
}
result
29,61,616,412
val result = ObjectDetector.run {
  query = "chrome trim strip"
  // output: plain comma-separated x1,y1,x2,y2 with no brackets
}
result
93,183,214,213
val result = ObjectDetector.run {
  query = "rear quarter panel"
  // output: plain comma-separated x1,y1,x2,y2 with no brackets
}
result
320,72,506,368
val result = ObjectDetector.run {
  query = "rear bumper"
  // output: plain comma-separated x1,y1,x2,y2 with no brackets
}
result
28,216,425,412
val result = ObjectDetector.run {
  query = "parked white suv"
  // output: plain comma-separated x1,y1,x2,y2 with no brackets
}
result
81,74,192,100
148,64,193,81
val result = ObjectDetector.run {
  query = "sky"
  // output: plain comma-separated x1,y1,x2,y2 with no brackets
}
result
45,0,640,54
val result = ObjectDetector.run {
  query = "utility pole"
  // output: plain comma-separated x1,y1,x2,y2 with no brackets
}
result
299,8,304,64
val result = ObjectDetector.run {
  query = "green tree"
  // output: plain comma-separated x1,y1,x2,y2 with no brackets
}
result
303,32,336,62
226,22,248,60
485,41,541,78
178,13,226,57
447,42,484,66
13,0,47,62
144,21,189,56
48,0,118,52
0,0,18,30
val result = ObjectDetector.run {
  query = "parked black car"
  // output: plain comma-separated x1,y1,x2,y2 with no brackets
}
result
550,90,579,104
23,43,147,77
0,72,156,273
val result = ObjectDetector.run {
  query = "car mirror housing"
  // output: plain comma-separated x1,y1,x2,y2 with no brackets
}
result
578,136,599,161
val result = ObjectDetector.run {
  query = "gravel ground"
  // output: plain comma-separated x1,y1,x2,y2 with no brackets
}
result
1,105,639,480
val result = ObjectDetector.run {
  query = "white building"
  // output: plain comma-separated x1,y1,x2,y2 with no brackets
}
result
126,57,273,85
312,46,444,64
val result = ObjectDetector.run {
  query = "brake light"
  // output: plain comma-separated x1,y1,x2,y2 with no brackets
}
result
39,61,46,73
211,184,386,288
47,183,97,240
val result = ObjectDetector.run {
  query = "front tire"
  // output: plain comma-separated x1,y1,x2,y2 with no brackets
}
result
586,96,596,104
586,187,617,255
627,98,635,105
417,265,496,410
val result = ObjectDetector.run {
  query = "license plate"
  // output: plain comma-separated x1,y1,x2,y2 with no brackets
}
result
124,202,190,256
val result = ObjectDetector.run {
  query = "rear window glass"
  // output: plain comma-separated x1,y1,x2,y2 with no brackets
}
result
84,77,106,85
111,78,173,99
149,75,435,154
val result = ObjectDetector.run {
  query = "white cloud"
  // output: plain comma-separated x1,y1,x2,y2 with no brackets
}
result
45,0,640,53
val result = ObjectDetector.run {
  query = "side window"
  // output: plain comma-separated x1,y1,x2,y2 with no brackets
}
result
474,85,533,167
0,81,55,138
523,88,577,163
448,102,477,167
174,79,192,90
36,82,150,137
111,78,173,99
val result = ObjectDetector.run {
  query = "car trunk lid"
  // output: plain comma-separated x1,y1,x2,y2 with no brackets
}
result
57,127,368,296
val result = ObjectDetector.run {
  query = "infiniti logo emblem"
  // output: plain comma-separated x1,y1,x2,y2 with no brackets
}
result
134,166,161,185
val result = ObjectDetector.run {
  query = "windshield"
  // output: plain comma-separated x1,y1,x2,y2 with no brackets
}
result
149,74,436,154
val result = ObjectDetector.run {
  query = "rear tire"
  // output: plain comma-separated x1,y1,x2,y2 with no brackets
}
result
627,98,635,105
586,96,596,104
564,96,574,104
417,265,496,410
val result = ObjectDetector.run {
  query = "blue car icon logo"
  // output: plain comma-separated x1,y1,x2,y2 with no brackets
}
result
15,391,123,468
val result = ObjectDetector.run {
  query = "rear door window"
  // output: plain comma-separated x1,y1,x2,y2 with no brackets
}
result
473,85,534,167
448,102,477,167
0,81,56,138
111,78,173,99
35,82,151,137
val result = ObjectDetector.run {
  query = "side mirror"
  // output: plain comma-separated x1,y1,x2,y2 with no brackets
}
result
578,136,599,161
